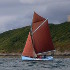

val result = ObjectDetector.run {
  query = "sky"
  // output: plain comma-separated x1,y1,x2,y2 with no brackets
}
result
0,0,70,33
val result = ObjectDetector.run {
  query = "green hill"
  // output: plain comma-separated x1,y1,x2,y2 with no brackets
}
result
50,22,70,52
0,22,70,53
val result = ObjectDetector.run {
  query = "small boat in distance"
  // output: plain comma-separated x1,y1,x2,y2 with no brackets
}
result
22,12,55,60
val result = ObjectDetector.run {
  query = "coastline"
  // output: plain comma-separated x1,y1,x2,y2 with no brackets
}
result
0,53,70,58
0,53,21,56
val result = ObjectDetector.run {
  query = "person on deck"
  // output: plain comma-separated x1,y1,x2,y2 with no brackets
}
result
44,55,46,58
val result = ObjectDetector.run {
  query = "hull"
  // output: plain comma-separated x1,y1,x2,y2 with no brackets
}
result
21,56,53,61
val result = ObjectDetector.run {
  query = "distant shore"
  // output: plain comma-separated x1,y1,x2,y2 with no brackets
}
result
0,53,70,58
0,53,21,56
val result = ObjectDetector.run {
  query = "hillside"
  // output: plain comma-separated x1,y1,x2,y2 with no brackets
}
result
0,22,70,54
49,22,70,52
0,26,30,53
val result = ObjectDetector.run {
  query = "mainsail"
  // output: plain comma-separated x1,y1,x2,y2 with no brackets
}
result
32,12,55,54
22,32,36,57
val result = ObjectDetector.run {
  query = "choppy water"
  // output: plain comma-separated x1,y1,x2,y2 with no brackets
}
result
0,57,70,70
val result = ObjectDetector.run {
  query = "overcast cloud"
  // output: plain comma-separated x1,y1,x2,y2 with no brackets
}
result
0,0,70,33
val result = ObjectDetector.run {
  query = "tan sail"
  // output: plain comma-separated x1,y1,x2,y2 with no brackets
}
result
22,32,36,57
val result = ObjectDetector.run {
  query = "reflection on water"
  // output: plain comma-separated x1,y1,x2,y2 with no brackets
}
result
0,57,70,70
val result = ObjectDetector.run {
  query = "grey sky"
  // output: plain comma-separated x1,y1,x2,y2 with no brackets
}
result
0,0,70,33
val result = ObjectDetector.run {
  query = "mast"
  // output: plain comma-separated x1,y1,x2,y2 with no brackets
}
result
30,23,37,57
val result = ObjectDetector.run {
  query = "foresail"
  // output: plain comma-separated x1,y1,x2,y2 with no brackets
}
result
22,32,36,57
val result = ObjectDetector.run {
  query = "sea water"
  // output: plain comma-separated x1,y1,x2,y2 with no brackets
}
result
0,57,70,70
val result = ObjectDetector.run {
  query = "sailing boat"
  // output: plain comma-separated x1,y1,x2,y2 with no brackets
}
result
21,12,55,60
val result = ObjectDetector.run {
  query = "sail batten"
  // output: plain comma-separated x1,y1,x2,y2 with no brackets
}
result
32,19,47,34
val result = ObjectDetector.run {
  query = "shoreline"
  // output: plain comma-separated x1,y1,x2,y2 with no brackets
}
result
0,53,21,56
0,53,70,58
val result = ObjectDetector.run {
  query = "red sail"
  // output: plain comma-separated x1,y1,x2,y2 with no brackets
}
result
32,12,55,54
22,32,36,57
32,12,45,23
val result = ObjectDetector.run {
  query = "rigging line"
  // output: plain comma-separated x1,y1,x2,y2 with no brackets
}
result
32,19,48,35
